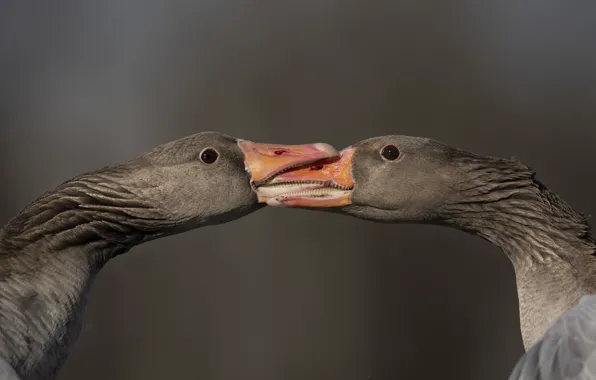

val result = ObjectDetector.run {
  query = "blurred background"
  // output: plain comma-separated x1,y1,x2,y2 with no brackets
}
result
1,1,595,379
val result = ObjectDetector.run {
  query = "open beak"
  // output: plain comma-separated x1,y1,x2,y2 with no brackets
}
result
253,146,356,207
238,140,340,203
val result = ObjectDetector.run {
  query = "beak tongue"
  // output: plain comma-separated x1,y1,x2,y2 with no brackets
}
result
238,141,340,190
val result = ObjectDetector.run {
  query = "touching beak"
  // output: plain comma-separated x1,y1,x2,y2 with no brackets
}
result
253,146,356,207
238,141,340,202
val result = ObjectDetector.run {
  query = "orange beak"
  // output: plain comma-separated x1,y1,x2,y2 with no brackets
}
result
253,147,356,207
238,140,340,202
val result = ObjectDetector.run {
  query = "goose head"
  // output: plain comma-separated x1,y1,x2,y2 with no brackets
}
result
252,134,532,223
89,131,340,234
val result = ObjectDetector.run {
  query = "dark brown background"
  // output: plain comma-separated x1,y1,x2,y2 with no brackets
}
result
1,1,595,379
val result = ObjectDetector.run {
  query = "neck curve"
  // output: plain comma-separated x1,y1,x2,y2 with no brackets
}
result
438,154,596,349
0,163,170,379
439,154,596,267
2,163,173,258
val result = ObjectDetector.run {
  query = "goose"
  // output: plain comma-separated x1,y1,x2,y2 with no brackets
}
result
254,135,596,377
0,131,339,380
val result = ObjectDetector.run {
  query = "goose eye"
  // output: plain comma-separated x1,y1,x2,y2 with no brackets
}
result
380,145,400,161
200,148,219,164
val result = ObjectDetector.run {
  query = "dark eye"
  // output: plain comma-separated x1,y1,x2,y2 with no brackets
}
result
200,148,219,164
380,145,400,161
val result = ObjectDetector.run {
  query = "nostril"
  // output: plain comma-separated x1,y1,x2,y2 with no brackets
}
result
310,165,324,171
274,150,286,155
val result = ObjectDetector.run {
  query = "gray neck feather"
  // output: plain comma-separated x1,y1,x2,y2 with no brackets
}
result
0,163,168,380
440,153,596,265
439,153,596,349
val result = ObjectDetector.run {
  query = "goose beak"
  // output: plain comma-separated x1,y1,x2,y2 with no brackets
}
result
238,141,341,203
253,146,356,207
